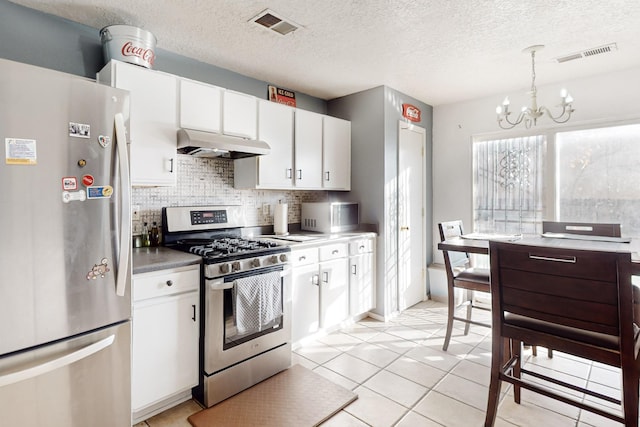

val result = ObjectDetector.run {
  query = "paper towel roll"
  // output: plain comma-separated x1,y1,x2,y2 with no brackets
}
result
274,203,288,235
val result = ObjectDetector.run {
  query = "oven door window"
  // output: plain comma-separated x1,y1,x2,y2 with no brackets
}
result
223,267,284,350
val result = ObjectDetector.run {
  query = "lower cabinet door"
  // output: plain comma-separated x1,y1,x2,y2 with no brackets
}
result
319,258,349,329
349,253,374,315
291,263,320,344
132,292,199,411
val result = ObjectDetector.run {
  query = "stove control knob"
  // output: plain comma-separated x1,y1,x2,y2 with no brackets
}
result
251,258,261,268
279,254,288,263
269,255,279,264
220,263,230,274
232,261,241,272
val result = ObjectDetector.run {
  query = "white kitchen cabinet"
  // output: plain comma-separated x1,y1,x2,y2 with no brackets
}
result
234,100,294,189
294,109,323,189
349,236,376,316
97,60,177,186
132,265,199,418
234,107,352,191
322,115,351,190
179,78,222,133
290,247,320,345
319,243,349,330
222,89,257,139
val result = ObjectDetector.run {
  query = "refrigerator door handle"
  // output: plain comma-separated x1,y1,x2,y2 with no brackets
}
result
114,112,130,297
0,335,115,387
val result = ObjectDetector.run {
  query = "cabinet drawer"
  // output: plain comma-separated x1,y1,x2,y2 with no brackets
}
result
291,247,319,267
133,266,200,302
496,244,619,282
319,243,348,261
350,238,373,255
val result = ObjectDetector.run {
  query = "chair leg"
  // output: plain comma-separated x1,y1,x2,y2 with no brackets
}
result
484,336,505,427
621,371,639,427
442,288,456,351
547,348,553,358
463,294,472,336
512,340,522,404
531,345,537,356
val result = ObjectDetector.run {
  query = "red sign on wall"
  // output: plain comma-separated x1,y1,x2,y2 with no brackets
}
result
268,85,296,107
402,104,421,122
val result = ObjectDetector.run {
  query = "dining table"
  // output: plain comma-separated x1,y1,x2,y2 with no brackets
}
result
437,232,640,275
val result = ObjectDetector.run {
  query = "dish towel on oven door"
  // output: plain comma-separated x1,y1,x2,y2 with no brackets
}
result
233,271,283,335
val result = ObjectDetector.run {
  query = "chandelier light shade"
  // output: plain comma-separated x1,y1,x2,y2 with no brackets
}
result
496,45,575,129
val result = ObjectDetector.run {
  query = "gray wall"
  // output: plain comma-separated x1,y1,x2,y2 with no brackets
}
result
328,86,433,317
0,0,326,113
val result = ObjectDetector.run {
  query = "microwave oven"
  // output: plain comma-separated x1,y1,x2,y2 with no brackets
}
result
301,202,359,233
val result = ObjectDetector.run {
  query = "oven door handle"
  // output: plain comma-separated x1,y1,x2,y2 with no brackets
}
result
209,279,234,291
208,267,291,291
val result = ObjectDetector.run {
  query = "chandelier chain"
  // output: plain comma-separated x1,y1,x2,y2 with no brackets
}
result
530,50,536,94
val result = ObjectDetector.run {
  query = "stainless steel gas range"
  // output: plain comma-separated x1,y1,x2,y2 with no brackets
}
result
162,205,291,407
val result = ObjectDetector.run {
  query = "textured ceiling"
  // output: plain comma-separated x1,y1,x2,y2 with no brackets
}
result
8,0,640,106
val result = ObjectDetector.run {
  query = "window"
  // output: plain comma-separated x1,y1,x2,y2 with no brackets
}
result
473,135,546,234
557,124,640,237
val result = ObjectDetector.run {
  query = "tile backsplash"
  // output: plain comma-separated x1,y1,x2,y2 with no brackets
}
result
131,155,328,235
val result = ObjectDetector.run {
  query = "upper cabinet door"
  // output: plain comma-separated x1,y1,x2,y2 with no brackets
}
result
179,79,222,133
222,90,257,139
256,100,294,188
294,109,323,189
322,116,351,190
98,60,177,187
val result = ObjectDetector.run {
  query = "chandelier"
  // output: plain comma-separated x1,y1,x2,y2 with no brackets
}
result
496,45,574,129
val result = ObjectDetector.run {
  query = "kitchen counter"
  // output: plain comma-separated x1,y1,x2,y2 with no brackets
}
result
132,246,202,274
132,232,376,273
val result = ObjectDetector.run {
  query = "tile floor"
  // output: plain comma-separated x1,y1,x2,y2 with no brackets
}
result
135,300,626,427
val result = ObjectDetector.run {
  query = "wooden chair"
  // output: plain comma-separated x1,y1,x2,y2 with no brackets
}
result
438,221,491,351
542,221,621,237
484,241,640,427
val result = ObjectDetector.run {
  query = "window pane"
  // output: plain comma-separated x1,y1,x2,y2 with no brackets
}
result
473,135,546,234
556,124,640,237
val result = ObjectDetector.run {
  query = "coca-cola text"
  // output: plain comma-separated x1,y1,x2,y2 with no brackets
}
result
121,41,155,66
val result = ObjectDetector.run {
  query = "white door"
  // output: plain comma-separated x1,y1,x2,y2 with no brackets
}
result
398,121,426,311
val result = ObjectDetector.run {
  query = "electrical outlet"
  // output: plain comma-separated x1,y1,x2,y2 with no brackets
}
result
132,205,140,220
262,203,270,216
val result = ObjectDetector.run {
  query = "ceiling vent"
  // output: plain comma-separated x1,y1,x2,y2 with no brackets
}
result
251,9,300,35
554,43,618,63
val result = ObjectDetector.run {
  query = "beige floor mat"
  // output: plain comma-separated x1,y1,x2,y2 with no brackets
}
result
188,364,357,427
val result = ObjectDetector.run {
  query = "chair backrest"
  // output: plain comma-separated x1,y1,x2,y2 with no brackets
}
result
489,241,634,361
542,221,621,237
438,221,469,269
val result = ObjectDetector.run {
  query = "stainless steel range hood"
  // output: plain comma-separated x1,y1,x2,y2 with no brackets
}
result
177,128,270,159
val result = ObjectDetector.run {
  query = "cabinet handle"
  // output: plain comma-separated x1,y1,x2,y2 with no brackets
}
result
166,280,173,287
312,274,319,286
400,226,409,231
529,254,577,263
286,168,292,179
359,245,365,250
299,255,306,261
351,265,357,275
297,169,302,180
332,249,339,255
325,171,330,181
322,272,329,283
168,158,174,173
192,304,196,322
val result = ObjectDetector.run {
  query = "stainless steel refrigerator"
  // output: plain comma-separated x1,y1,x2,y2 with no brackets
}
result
0,58,132,427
